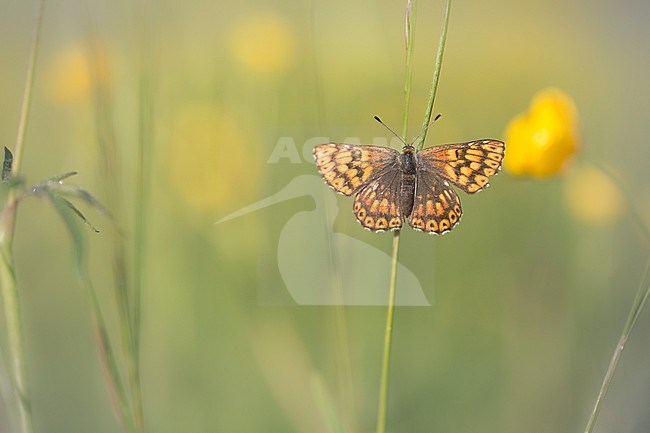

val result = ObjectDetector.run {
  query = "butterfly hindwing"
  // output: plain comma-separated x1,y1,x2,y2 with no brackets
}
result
416,140,505,194
353,170,404,231
313,143,400,196
408,172,462,234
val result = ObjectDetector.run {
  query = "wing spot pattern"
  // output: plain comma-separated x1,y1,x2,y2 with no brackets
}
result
425,219,438,232
376,218,388,229
474,174,489,187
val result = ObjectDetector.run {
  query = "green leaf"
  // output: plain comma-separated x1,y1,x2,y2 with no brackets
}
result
30,173,110,224
60,196,100,233
43,185,134,432
43,188,100,233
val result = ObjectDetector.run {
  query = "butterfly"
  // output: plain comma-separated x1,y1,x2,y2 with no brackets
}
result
313,138,505,234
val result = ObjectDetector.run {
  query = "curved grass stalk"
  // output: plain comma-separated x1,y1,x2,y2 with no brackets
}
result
583,259,650,433
581,164,650,433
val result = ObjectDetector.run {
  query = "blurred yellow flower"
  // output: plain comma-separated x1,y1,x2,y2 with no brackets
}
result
167,104,257,214
564,164,624,225
229,12,295,76
47,42,111,104
505,88,580,176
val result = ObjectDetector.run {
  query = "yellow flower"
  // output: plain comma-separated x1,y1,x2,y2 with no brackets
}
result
47,42,111,104
229,12,295,76
167,104,257,214
505,88,580,176
564,164,625,225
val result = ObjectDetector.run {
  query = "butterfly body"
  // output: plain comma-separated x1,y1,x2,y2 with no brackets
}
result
314,139,504,235
398,146,417,217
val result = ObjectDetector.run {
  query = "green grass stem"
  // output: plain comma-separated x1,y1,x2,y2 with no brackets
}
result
129,4,156,430
581,164,650,433
376,2,452,432
11,0,45,177
583,258,650,433
87,34,135,433
417,0,452,150
401,0,417,141
375,231,402,433
375,0,417,429
87,25,146,431
134,0,156,359
0,1,46,432
0,239,31,433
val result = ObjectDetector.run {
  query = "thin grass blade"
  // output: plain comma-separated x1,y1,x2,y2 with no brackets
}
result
417,0,452,150
583,259,650,433
44,189,136,433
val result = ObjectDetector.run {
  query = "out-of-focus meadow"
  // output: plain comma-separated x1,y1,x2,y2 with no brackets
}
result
1,0,649,432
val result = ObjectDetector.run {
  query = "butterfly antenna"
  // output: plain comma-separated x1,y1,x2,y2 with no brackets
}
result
374,116,408,147
410,113,442,146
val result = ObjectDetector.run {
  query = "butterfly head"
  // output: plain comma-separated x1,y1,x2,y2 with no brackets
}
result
375,114,442,154
402,144,416,153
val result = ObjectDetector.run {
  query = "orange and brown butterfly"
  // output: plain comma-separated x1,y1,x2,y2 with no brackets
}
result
313,135,505,234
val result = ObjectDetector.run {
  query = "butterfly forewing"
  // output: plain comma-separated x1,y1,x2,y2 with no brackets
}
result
417,140,505,194
314,143,404,232
314,143,400,196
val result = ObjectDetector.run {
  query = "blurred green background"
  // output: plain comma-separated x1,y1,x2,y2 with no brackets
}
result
1,0,649,432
